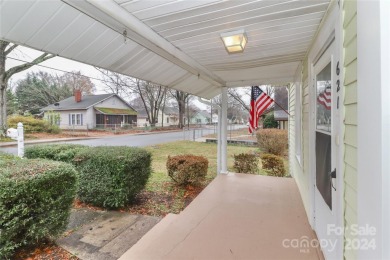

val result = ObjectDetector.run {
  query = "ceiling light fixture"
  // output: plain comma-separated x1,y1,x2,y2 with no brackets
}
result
220,29,247,54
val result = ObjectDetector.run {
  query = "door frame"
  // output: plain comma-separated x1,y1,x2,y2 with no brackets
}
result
307,1,344,259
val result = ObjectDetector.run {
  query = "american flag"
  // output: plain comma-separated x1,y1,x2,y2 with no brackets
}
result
317,85,331,110
249,86,274,133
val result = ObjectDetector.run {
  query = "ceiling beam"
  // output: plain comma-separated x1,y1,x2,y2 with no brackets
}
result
62,0,225,87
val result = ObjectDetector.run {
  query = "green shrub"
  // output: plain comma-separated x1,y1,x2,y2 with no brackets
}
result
25,144,87,162
74,146,152,208
263,114,279,129
233,153,259,174
0,159,77,259
261,153,286,177
7,115,51,133
256,129,288,156
46,124,61,134
0,152,16,160
166,155,208,186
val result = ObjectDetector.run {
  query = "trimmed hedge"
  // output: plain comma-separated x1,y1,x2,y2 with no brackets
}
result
74,146,152,208
25,144,87,162
166,155,208,186
0,159,77,259
261,153,286,177
233,153,259,174
25,144,152,208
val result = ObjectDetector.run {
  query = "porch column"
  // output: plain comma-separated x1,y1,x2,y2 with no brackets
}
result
217,106,221,173
357,1,390,258
220,87,228,173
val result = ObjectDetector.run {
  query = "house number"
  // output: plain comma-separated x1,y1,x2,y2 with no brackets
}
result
336,61,340,109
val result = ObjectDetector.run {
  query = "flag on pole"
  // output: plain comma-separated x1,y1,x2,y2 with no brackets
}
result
249,86,274,133
317,85,331,110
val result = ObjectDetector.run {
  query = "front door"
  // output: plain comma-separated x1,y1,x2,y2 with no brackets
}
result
313,40,341,259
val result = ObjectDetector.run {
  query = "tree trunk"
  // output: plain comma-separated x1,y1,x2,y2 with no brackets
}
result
178,96,185,128
0,42,7,130
186,98,190,128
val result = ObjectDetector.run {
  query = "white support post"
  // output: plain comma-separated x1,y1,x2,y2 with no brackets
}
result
17,122,24,158
221,87,228,173
217,106,222,174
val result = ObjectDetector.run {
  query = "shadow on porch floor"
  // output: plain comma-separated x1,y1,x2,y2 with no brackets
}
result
120,173,324,260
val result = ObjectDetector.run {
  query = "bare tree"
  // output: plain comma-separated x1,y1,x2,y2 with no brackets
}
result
0,40,55,129
61,71,95,94
132,79,167,127
95,68,132,100
170,90,190,128
228,88,250,112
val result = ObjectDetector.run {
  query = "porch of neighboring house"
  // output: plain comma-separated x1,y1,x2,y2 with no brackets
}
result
95,108,137,128
120,173,323,260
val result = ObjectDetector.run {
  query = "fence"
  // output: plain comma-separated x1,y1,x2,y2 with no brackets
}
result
181,124,247,141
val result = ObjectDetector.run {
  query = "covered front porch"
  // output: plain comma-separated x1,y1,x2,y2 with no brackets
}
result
120,173,323,260
7,0,390,258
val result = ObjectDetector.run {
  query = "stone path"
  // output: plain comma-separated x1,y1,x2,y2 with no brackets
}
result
56,209,161,260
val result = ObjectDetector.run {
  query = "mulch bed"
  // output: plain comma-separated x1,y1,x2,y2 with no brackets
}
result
126,182,205,216
13,240,79,260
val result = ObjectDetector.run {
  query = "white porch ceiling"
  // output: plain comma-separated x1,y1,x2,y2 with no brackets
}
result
0,0,330,99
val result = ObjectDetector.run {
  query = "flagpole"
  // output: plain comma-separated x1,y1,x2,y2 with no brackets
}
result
272,99,290,116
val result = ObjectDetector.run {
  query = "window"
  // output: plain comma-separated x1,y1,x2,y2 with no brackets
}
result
166,117,169,123
69,113,83,126
316,63,332,133
295,81,302,165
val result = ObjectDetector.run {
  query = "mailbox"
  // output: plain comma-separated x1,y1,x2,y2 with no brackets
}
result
6,128,18,140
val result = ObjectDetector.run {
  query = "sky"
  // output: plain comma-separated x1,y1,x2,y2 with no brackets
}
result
6,45,213,109
7,45,107,94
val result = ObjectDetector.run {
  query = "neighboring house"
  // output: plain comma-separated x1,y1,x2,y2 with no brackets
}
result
41,91,137,129
273,86,289,130
274,110,288,130
211,114,218,124
135,107,180,127
189,110,211,124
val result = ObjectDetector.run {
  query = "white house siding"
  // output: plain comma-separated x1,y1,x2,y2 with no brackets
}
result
58,109,88,130
289,3,357,259
137,110,178,127
289,60,311,215
343,1,358,259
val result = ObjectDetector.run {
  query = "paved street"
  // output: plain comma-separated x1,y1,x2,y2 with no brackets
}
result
0,126,248,155
1,125,246,155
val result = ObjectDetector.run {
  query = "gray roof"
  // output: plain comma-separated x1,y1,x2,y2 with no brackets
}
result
135,108,148,118
41,94,116,111
135,106,179,118
164,107,179,115
274,110,289,121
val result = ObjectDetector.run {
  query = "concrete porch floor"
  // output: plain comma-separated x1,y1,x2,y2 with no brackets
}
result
120,173,324,260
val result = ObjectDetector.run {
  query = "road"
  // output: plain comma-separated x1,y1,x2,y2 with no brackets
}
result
0,125,246,155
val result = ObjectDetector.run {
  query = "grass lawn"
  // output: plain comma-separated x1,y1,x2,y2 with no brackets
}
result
127,141,289,217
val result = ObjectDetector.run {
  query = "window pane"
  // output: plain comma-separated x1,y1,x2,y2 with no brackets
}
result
72,114,75,125
76,114,81,125
316,63,332,132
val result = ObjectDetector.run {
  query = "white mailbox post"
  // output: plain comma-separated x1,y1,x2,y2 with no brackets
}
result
6,122,24,158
